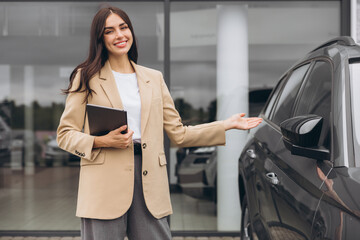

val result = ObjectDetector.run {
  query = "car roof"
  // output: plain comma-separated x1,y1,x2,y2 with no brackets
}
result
289,37,360,70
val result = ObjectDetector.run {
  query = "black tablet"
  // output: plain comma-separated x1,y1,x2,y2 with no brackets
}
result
86,104,127,136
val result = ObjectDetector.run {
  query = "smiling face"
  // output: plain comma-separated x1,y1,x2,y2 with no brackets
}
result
103,13,133,60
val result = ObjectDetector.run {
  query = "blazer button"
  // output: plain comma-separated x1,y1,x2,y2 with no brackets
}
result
142,143,147,149
143,170,148,176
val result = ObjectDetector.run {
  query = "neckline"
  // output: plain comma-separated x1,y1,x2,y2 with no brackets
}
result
112,70,136,76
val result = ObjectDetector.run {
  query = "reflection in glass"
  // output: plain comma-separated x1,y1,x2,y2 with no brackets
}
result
350,62,360,166
0,2,163,231
169,1,340,231
271,64,310,125
0,0,341,233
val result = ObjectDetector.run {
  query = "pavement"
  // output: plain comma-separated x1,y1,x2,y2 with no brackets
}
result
0,237,240,240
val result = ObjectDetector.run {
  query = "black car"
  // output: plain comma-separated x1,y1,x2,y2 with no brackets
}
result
238,37,360,240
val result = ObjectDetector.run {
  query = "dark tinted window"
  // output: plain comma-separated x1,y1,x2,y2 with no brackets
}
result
295,61,332,149
264,77,285,118
249,89,272,117
271,63,310,125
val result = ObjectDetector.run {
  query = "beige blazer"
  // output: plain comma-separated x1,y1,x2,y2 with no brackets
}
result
57,60,226,220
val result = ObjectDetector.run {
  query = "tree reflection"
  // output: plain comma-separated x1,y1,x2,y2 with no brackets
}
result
1,100,64,131
174,98,216,125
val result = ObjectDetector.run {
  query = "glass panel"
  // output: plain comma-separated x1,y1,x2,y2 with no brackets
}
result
271,63,310,125
0,2,163,231
349,62,360,166
169,1,340,232
295,61,332,149
169,3,217,231
0,0,341,233
263,76,286,118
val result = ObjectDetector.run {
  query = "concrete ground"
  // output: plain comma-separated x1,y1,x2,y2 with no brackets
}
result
0,237,240,240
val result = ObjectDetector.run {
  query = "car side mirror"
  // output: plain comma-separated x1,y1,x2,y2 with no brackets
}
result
280,115,330,160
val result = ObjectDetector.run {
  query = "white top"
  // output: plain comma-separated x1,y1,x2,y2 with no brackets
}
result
112,70,141,142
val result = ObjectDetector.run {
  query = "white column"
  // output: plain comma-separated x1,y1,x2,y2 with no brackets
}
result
351,0,357,42
24,65,35,175
216,5,248,231
0,65,10,100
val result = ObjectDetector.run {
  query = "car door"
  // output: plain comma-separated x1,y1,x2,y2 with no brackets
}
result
241,125,282,239
240,75,286,239
241,63,312,239
267,60,333,240
311,57,360,240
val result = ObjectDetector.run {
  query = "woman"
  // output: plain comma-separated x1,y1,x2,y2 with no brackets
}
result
57,6,262,240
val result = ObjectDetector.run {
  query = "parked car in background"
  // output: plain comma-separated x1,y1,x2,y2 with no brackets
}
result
45,137,79,167
177,147,217,201
176,88,272,202
238,37,360,240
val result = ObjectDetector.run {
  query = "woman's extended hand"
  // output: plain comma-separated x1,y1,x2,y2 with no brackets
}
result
223,113,263,131
93,125,134,149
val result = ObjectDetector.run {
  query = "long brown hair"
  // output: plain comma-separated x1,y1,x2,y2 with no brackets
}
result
63,7,138,100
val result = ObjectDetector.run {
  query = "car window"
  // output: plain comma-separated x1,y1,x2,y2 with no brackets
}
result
348,61,360,166
249,89,272,117
263,77,285,118
271,63,310,125
294,61,332,149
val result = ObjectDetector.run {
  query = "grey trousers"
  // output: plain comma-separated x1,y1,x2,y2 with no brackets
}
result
81,154,172,240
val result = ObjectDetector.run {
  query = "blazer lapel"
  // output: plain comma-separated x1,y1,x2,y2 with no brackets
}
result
131,61,152,137
99,61,124,109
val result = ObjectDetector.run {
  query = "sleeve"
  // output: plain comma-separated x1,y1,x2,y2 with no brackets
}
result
56,71,101,161
160,73,226,148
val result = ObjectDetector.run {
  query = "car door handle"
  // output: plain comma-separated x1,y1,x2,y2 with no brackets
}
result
246,149,256,159
265,172,279,185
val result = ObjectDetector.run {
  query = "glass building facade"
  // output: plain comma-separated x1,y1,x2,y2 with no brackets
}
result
0,0,342,234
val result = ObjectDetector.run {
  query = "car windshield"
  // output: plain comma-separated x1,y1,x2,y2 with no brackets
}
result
349,62,360,165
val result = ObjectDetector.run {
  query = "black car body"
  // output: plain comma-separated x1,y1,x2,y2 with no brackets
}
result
238,37,360,240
